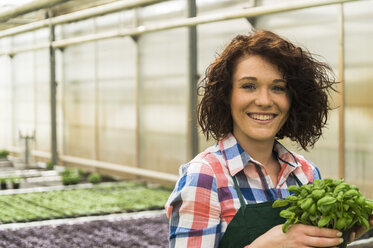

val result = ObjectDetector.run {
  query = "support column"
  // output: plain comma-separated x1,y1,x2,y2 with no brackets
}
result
93,18,100,161
48,11,58,165
133,9,142,169
9,52,16,147
338,3,345,179
186,0,199,160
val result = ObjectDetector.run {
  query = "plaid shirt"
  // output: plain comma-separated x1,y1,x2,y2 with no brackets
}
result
165,133,321,248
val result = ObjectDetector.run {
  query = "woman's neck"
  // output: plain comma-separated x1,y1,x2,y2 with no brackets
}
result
234,135,281,186
237,137,275,167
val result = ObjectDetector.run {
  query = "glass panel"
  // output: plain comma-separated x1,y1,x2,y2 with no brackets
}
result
95,10,135,32
34,49,50,152
12,51,36,159
140,0,185,22
138,28,187,174
344,1,373,198
97,37,136,166
12,32,33,49
0,36,11,51
136,0,188,174
34,28,49,43
95,12,120,32
62,19,95,39
0,55,12,147
63,43,95,159
56,49,64,157
12,52,35,131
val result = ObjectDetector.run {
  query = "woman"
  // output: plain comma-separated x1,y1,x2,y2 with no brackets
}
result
165,30,373,247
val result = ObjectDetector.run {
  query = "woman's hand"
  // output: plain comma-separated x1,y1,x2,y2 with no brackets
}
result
348,214,373,243
248,224,344,248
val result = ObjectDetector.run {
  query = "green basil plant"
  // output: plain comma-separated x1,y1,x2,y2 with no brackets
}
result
273,178,373,233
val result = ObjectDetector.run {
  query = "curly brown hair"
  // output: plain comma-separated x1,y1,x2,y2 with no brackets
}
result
197,30,336,150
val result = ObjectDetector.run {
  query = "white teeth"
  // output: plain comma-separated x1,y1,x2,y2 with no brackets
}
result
250,114,274,121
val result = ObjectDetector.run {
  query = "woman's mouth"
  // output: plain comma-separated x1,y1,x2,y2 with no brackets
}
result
248,113,276,121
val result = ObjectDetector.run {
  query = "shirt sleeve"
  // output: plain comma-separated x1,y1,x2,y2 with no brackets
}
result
313,166,322,180
165,162,222,248
302,156,322,181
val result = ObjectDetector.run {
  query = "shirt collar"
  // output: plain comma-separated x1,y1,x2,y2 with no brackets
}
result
273,140,299,169
219,133,300,177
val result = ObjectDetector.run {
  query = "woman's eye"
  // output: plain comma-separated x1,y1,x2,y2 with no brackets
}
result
242,83,256,90
272,85,286,92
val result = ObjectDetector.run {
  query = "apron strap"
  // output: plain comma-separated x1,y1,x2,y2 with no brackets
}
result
291,172,303,186
233,172,303,213
232,176,247,213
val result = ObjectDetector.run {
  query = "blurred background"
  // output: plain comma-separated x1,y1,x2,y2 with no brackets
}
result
0,0,372,197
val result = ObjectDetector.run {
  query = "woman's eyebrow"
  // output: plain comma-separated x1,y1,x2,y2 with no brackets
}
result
238,76,257,82
273,79,286,83
238,77,286,83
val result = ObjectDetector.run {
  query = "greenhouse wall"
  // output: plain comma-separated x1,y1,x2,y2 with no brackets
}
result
344,0,373,195
0,0,372,195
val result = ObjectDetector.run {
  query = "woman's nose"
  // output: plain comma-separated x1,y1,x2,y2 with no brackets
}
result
254,88,272,107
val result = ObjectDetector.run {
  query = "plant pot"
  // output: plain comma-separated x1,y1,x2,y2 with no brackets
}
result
1,182,7,190
338,230,350,248
12,182,20,189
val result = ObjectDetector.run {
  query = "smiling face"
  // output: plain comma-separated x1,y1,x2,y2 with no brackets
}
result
230,55,290,146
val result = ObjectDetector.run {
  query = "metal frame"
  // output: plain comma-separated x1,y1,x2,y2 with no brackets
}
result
0,0,67,22
93,18,100,162
133,8,142,170
48,10,58,166
0,0,166,37
0,0,364,182
0,0,360,55
186,0,198,160
338,3,345,179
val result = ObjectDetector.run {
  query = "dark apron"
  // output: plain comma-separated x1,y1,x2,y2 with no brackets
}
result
219,174,302,248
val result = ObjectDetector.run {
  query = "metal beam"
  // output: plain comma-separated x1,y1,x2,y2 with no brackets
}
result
0,42,49,56
10,49,16,147
338,4,345,179
0,0,68,23
93,19,100,162
186,0,198,160
5,146,179,183
133,8,142,171
60,155,179,183
0,0,363,55
48,11,58,166
245,0,257,26
0,0,167,38
53,0,361,48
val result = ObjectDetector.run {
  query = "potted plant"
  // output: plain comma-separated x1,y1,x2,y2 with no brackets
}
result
88,172,102,184
0,178,7,190
0,150,9,160
46,161,55,170
10,176,21,189
61,168,82,185
273,178,373,248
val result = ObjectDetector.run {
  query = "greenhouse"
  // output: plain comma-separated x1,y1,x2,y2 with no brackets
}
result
0,0,372,247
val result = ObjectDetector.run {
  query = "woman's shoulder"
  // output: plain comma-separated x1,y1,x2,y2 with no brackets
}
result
184,144,227,172
291,152,316,168
165,145,228,211
274,141,318,172
290,152,321,182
